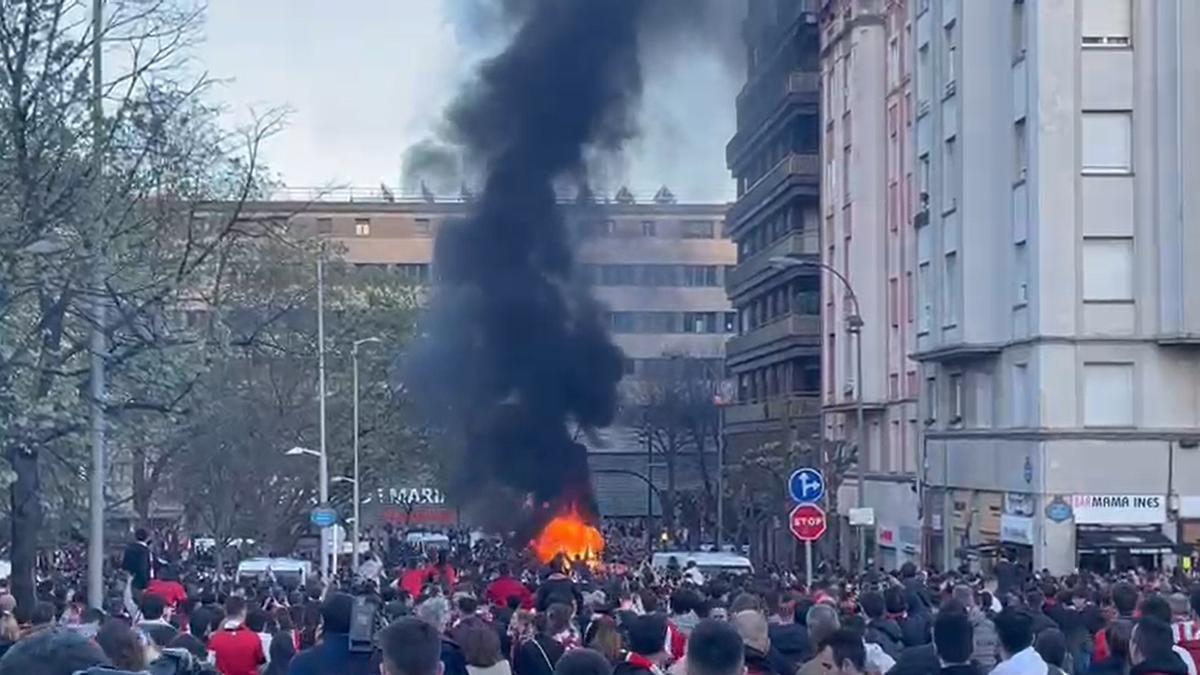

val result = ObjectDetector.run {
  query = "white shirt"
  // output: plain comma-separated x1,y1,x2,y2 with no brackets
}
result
865,641,896,674
1173,645,1198,675
990,646,1048,675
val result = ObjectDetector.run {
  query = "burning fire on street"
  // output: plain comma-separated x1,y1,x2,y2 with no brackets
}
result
532,505,605,566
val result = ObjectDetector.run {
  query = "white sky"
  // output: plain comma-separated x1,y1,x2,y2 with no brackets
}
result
197,0,739,202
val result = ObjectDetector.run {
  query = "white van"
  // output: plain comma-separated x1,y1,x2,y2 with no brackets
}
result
235,557,312,586
651,551,754,577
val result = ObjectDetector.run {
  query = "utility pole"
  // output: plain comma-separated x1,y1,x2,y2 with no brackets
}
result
317,254,330,581
87,0,107,610
351,337,382,573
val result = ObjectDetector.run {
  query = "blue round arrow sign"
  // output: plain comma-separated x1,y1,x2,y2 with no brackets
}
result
789,468,825,504
310,505,338,529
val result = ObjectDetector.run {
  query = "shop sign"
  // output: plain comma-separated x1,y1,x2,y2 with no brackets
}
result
1000,514,1035,545
1005,492,1036,517
1045,497,1072,523
879,527,896,549
1071,494,1165,525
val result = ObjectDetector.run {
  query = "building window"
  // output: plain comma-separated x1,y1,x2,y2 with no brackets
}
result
918,261,932,333
924,374,938,423
641,220,656,236
1081,111,1133,173
1082,238,1134,302
1012,0,1027,61
414,218,431,234
842,145,852,205
397,264,430,283
1081,0,1131,47
1083,362,1135,427
943,23,957,88
354,219,371,236
917,44,930,107
889,278,900,328
905,271,915,323
317,217,333,234
1014,118,1028,183
943,252,959,327
1014,241,1030,306
1012,363,1029,426
680,220,715,239
724,312,737,333
917,154,930,212
948,373,963,425
942,136,958,212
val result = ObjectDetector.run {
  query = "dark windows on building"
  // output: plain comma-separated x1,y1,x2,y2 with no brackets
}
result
580,264,724,287
605,311,735,334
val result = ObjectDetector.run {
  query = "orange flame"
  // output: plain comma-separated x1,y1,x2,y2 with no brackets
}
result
532,506,605,565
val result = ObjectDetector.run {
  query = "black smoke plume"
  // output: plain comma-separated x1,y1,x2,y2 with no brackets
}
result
409,0,650,531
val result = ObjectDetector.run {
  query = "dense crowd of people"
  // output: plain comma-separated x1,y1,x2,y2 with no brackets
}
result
5,527,1200,675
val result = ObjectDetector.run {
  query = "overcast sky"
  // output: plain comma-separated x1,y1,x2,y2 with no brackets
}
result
198,0,742,203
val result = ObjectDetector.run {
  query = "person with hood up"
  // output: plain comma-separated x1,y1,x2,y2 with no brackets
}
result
862,591,903,660
899,591,932,649
991,607,1049,675
950,585,997,672
1131,617,1191,675
613,614,669,675
286,593,374,675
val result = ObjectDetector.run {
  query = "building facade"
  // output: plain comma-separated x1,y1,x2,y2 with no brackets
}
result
248,190,735,519
819,0,920,568
914,0,1200,573
724,0,824,473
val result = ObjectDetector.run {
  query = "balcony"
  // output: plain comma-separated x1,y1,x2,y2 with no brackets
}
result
726,231,820,297
726,314,821,364
728,70,820,164
725,395,823,426
728,154,820,228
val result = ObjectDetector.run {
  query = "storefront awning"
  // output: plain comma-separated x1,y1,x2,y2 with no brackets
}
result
1077,527,1175,554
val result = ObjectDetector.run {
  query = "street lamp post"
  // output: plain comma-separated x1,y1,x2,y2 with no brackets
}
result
316,254,330,580
351,337,382,572
770,255,868,570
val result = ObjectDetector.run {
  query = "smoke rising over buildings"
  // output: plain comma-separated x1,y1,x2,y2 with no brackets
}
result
411,0,655,528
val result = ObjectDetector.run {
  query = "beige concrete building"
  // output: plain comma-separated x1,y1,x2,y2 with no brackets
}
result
914,0,1200,573
245,189,735,517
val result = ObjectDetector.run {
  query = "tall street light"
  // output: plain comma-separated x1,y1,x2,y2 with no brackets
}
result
315,252,331,581
770,255,868,569
351,336,382,572
88,0,107,611
287,444,333,576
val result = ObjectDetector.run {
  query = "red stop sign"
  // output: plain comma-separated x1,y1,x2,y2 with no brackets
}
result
789,503,827,542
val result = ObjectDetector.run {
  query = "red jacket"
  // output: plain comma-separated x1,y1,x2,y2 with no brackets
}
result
208,623,265,675
486,576,532,609
401,569,426,598
145,579,188,609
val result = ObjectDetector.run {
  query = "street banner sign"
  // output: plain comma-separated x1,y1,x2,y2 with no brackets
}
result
789,468,825,504
311,505,338,529
789,503,827,542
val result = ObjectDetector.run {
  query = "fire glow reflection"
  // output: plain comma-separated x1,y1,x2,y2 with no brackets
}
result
532,506,605,565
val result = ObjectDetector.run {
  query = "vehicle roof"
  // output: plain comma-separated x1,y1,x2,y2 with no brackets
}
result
651,551,753,566
236,557,310,571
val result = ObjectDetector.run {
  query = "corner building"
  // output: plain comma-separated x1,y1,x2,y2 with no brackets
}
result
913,0,1200,573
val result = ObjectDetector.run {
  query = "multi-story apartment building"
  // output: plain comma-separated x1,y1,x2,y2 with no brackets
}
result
914,0,1200,573
724,1,824,476
819,0,920,568
246,189,735,520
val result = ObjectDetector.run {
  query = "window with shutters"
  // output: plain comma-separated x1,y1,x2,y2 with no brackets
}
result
1081,0,1131,47
1082,112,1132,174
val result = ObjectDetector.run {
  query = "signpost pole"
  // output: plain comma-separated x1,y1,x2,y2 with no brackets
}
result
805,540,813,590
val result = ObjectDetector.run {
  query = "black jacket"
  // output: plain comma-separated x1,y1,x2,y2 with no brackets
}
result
866,618,905,658
901,609,933,648
1029,609,1060,636
769,622,812,667
287,632,375,675
1130,652,1190,675
536,575,582,612
889,643,940,675
1090,657,1131,675
514,635,566,675
122,541,152,589
745,646,788,675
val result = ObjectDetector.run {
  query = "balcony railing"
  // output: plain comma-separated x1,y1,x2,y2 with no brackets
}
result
726,313,821,359
729,70,820,164
729,153,820,226
724,395,823,426
726,231,820,294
